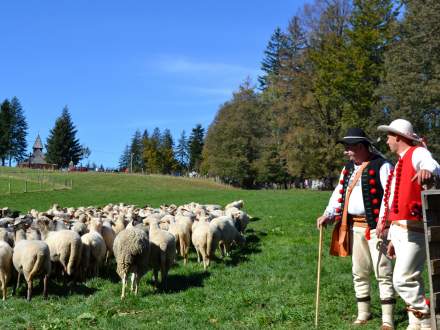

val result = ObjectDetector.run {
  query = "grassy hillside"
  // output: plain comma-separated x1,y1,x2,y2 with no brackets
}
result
0,171,409,329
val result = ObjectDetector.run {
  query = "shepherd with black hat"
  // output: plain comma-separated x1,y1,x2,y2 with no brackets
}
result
316,127,396,330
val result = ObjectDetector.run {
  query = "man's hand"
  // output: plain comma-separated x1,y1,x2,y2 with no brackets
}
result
316,215,332,229
386,241,395,259
412,169,432,185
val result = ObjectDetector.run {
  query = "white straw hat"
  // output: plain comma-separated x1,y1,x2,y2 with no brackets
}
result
377,119,421,142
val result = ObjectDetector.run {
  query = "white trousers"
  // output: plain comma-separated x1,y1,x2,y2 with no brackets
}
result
352,227,395,300
389,222,430,313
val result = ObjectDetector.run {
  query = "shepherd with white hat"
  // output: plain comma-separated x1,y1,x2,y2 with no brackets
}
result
377,118,440,330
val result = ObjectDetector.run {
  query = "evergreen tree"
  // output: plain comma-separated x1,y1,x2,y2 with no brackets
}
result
160,129,176,174
258,27,290,90
0,100,14,166
45,106,82,168
380,0,440,158
9,97,28,165
341,0,397,131
175,130,189,172
143,127,162,174
118,145,130,170
129,130,144,172
188,124,205,172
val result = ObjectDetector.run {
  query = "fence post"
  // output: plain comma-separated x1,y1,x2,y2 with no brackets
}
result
8,176,11,194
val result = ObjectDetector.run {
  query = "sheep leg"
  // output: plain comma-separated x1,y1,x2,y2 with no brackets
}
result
43,274,49,299
27,280,33,301
15,272,21,294
219,243,225,258
195,247,201,263
1,273,5,301
121,273,127,299
134,273,139,295
130,273,135,292
153,270,159,288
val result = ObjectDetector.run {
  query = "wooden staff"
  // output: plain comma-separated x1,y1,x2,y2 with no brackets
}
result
315,225,324,328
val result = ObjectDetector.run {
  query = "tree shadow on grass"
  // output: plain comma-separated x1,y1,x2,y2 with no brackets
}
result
150,271,211,294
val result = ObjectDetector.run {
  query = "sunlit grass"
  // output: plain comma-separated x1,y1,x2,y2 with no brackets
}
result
0,169,411,329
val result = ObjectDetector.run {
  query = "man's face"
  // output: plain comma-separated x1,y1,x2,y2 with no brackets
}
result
343,143,361,160
386,134,398,153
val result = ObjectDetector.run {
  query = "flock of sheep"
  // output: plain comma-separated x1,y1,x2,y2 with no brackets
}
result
0,200,249,300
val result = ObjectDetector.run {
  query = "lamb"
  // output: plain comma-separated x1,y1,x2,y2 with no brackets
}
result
191,217,216,270
0,240,13,300
12,229,51,301
37,218,82,278
209,216,246,257
147,218,176,289
113,227,150,299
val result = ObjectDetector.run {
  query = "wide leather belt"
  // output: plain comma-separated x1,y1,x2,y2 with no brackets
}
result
348,215,368,228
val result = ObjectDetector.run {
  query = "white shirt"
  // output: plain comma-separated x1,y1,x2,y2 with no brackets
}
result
324,161,392,217
379,146,440,221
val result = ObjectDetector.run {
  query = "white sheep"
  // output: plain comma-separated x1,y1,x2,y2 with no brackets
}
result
147,218,176,289
0,240,13,300
113,227,150,299
80,218,106,277
210,216,246,257
168,218,190,265
13,229,51,301
191,217,216,270
37,218,82,278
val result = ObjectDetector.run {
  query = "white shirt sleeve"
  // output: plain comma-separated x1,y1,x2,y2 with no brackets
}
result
323,168,345,217
378,162,393,222
412,147,440,174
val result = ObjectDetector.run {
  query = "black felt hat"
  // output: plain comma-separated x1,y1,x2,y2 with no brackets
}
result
337,127,372,145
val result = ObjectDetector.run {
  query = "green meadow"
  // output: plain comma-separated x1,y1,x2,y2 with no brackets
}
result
0,170,410,329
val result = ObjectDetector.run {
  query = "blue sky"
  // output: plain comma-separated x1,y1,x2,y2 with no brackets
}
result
0,0,307,167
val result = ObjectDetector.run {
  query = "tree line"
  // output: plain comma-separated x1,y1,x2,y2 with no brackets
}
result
118,124,205,174
0,99,88,169
199,0,440,188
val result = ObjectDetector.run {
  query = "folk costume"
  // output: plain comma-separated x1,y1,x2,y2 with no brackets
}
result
378,119,440,330
323,128,395,328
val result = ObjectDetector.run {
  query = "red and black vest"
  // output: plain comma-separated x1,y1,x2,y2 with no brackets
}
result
387,146,423,221
339,156,388,229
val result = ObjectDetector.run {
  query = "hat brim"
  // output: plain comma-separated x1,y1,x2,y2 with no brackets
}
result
337,137,372,145
377,125,420,142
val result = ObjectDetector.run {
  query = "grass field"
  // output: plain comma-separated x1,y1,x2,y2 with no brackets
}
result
0,170,413,329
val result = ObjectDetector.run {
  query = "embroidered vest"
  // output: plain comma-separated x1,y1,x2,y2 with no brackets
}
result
337,156,387,229
387,146,423,221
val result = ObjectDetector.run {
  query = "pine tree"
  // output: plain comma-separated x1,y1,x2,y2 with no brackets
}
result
0,100,14,166
45,106,82,168
118,145,130,170
258,27,290,90
188,124,205,172
380,0,440,158
175,130,189,172
160,129,176,174
9,97,28,165
143,127,162,174
129,130,144,172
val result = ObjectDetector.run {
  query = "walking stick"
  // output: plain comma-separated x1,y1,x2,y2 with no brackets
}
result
315,225,324,328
